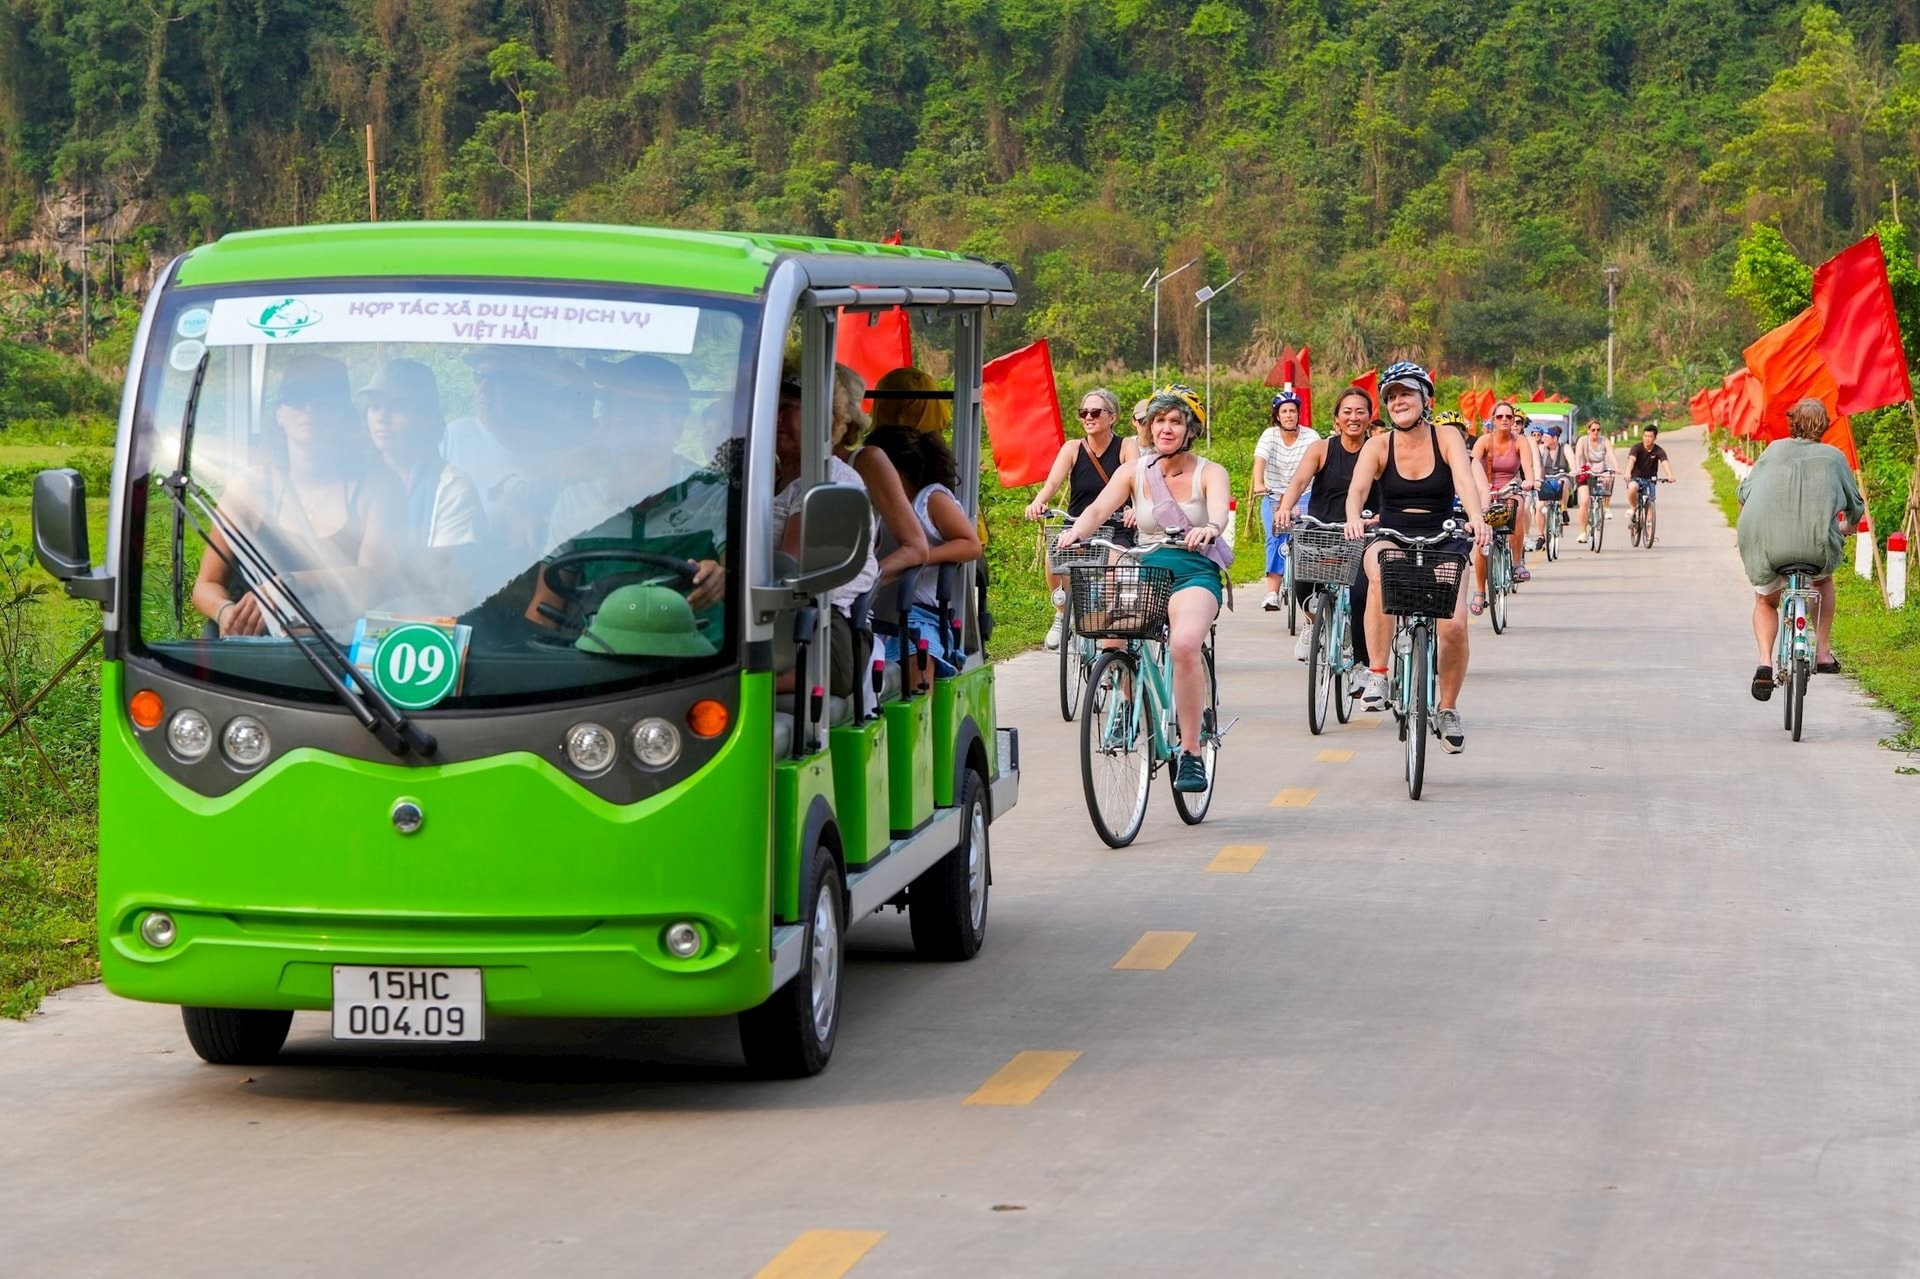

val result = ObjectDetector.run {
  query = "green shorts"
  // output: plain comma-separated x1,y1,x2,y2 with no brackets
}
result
1143,545,1225,603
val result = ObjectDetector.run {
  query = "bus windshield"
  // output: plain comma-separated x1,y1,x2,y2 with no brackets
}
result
125,281,758,710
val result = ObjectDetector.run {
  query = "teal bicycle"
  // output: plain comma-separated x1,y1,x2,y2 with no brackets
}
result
1376,525,1470,801
1073,542,1226,847
1772,563,1822,742
1039,509,1114,721
1291,515,1365,734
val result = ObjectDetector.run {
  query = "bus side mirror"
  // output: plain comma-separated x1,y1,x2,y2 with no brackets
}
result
789,482,872,597
32,468,113,603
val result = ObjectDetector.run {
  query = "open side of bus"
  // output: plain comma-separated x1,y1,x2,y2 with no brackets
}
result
31,225,1020,1077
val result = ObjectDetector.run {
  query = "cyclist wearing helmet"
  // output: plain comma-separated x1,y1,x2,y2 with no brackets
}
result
1061,384,1231,793
1252,389,1319,627
1276,385,1380,687
1574,420,1618,543
1470,400,1540,610
1025,386,1140,649
1342,361,1490,753
1533,422,1573,547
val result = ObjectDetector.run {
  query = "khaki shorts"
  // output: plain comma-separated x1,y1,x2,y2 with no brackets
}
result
1754,572,1830,596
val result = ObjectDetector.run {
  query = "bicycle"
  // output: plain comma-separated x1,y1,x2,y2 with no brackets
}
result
1628,477,1669,548
1375,525,1470,801
1539,473,1568,561
1291,516,1365,735
1579,470,1613,552
1072,541,1230,847
1772,564,1822,742
1481,481,1524,635
1038,508,1115,721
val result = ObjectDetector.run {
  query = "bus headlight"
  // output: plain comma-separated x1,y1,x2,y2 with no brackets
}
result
630,717,682,769
139,911,177,949
663,922,702,958
222,715,272,769
167,709,213,762
564,722,617,774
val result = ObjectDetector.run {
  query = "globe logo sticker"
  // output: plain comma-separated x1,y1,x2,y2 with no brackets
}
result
246,298,322,339
371,624,460,710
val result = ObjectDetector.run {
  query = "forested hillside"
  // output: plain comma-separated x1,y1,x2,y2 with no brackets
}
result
3,0,1920,405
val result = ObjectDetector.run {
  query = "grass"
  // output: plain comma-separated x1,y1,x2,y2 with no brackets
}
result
1702,448,1919,753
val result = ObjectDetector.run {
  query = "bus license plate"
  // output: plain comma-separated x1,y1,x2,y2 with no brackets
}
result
331,966,485,1042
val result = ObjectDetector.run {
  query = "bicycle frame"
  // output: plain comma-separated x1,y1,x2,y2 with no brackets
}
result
1389,617,1439,726
1775,576,1820,671
1092,638,1176,766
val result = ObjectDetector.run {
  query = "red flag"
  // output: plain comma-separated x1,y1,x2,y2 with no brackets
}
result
1458,388,1479,420
835,305,913,394
1722,368,1765,440
1744,306,1839,441
1688,388,1713,426
1812,234,1913,414
1822,416,1860,468
1350,368,1378,405
1264,344,1298,387
982,339,1065,488
1477,388,1499,422
1530,386,1548,402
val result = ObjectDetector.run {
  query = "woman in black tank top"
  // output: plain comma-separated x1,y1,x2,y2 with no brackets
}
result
1275,386,1380,667
1024,387,1140,646
1340,363,1490,754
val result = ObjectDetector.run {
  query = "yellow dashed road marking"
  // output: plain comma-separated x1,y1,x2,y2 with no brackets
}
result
966,1050,1082,1106
1316,749,1354,762
1113,931,1196,970
754,1230,886,1279
1270,787,1318,807
1207,844,1267,873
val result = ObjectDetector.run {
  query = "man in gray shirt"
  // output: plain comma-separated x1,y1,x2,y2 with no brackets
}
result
1736,398,1865,699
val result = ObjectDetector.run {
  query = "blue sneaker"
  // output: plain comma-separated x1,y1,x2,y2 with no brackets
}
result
1173,750,1209,793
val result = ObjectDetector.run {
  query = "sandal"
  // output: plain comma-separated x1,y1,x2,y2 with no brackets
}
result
1816,657,1842,674
1750,665,1775,702
1469,592,1486,616
1514,566,1531,583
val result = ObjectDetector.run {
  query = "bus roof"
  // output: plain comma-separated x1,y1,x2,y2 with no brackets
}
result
170,221,1010,298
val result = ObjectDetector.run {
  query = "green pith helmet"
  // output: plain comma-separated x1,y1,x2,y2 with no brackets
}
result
576,584,717,658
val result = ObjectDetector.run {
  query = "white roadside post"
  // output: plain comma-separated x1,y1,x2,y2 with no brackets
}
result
1889,531,1909,609
1855,513,1873,579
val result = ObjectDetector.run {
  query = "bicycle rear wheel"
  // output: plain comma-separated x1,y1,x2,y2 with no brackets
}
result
1284,554,1299,636
1646,501,1657,548
1405,625,1430,800
1058,626,1085,721
1080,650,1151,847
1489,549,1508,634
1591,502,1606,552
1546,507,1561,561
1331,601,1356,725
1171,644,1218,825
1306,599,1333,736
1781,656,1797,737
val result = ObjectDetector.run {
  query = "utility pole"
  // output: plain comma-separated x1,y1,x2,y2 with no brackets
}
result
1605,265,1621,401
77,191,88,364
1141,258,1198,386
1194,271,1244,443
366,124,379,222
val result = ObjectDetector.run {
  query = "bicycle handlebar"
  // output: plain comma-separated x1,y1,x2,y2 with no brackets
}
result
1371,521,1465,549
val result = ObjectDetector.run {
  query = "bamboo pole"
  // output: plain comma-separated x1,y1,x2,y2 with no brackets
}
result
365,123,378,222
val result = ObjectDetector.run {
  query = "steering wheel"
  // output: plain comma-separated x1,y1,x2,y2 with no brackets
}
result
539,548,702,637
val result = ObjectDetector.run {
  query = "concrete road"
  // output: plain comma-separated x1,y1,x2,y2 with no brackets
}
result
5,429,1917,1278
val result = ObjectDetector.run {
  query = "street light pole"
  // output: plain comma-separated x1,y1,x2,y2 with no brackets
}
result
1193,271,1244,444
1605,265,1620,402
1141,257,1198,386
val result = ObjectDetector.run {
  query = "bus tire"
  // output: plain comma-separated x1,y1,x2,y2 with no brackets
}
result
739,843,844,1078
909,770,990,961
180,1006,294,1065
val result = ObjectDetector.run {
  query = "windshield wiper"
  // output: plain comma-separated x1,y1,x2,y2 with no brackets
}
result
161,356,436,759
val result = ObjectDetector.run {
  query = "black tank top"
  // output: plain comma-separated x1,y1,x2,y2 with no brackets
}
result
1307,437,1380,524
1068,434,1127,519
1379,420,1454,536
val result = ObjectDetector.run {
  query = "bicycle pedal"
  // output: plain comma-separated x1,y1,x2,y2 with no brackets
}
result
1214,716,1241,739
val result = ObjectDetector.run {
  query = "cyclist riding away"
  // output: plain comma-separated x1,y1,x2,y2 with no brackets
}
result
1736,398,1864,700
1534,423,1572,549
1060,384,1231,792
1252,390,1318,621
1574,420,1617,544
1626,423,1674,518
1026,387,1139,649
1343,362,1490,752
1277,386,1380,690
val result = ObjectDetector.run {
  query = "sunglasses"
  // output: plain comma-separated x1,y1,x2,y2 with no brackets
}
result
1078,407,1108,419
1493,412,1515,420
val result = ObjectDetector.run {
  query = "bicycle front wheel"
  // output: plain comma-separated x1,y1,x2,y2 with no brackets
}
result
1546,508,1561,561
1591,502,1606,552
1332,602,1357,724
1284,557,1299,636
1080,650,1152,847
1306,600,1333,736
1405,625,1430,801
1489,550,1508,635
1058,626,1085,721
1645,501,1657,548
1790,656,1809,742
1171,644,1219,825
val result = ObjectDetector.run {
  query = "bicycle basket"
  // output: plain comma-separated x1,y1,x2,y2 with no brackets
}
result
1292,526,1365,587
1376,546,1468,617
1483,504,1515,532
1046,524,1112,574
1069,563,1174,638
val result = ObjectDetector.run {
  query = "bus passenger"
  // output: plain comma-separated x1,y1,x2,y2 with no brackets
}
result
832,364,930,585
191,355,404,637
866,424,984,692
360,359,485,549
871,366,952,435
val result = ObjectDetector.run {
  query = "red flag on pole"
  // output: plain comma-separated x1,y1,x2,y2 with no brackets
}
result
1812,234,1914,415
1530,386,1549,402
1723,368,1765,441
1350,368,1378,405
1744,306,1840,443
1688,388,1713,426
834,230,913,392
982,339,1065,488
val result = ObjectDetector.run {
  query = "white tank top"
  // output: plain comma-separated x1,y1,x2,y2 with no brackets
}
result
1132,455,1214,542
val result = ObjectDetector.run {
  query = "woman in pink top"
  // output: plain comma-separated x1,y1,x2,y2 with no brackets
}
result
1469,400,1539,613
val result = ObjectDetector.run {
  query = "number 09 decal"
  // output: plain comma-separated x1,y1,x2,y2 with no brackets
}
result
370,624,461,710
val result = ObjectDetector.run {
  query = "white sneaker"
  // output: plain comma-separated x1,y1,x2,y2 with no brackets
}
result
1362,672,1388,710
1576,530,1588,544
1294,631,1312,662
1261,591,1281,611
1044,610,1065,650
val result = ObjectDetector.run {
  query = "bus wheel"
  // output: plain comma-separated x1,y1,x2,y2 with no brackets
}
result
180,1007,294,1065
909,770,990,961
739,845,844,1078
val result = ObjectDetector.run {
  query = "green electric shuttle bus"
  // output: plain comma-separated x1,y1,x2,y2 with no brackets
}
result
31,222,1021,1077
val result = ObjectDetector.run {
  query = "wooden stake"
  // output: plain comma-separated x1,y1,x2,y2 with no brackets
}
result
365,123,378,223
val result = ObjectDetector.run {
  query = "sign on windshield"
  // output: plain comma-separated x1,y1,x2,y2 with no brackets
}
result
200,292,702,354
